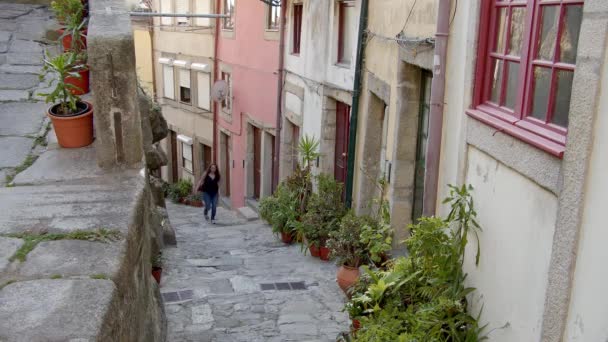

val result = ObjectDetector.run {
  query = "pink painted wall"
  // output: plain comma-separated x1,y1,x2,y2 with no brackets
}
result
217,0,279,208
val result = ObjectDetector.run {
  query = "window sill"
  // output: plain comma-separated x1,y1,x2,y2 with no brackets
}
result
291,53,300,57
335,62,352,69
466,108,565,158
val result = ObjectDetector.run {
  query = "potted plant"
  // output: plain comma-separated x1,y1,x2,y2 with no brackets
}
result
327,212,374,293
38,52,94,148
269,184,298,244
59,16,88,54
301,173,346,260
51,0,84,25
151,252,163,284
186,193,203,207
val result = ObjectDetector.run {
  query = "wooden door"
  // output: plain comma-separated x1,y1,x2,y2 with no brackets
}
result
334,102,350,185
201,143,212,171
253,127,262,199
170,131,178,183
221,133,231,197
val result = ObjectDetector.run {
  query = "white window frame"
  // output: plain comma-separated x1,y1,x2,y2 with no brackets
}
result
160,0,172,25
160,58,175,100
178,135,194,173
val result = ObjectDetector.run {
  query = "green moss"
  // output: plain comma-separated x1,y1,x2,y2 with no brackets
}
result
3,228,122,262
0,279,16,290
50,274,62,279
90,274,108,280
5,154,39,185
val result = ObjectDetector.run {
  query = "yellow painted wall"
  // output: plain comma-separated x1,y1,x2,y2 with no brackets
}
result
133,28,155,96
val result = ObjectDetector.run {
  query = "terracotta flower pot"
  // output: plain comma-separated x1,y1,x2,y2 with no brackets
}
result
309,245,320,258
191,200,203,207
152,267,162,284
352,319,361,331
47,101,94,148
58,28,87,52
280,232,293,244
64,67,89,95
319,246,331,261
336,265,360,293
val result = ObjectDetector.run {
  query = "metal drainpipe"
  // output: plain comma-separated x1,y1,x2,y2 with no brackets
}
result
272,1,287,192
344,0,369,208
422,0,450,216
212,0,221,163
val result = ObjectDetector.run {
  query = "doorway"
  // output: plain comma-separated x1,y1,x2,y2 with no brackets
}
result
220,132,231,197
412,71,432,221
334,101,350,185
253,126,262,199
200,143,212,172
170,130,178,183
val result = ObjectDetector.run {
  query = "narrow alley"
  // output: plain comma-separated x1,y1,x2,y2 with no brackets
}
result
161,203,349,342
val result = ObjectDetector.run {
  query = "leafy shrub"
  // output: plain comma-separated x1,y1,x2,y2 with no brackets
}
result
327,211,374,267
348,185,487,341
165,179,193,203
301,174,346,248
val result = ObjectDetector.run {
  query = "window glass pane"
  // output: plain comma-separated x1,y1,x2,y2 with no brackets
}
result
197,72,211,110
552,70,574,127
530,67,552,121
490,59,504,104
537,6,559,61
183,143,193,161
340,3,356,64
508,7,526,56
494,7,507,53
504,61,520,109
163,65,174,100
559,5,583,64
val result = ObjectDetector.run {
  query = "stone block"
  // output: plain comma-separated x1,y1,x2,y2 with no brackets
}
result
0,279,115,341
230,275,259,294
0,64,43,74
0,90,29,101
0,136,34,168
0,237,23,273
6,52,42,65
237,206,259,221
17,240,123,279
0,102,46,136
8,39,43,53
0,31,11,42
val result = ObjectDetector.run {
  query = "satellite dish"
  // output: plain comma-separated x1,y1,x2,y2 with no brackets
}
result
211,80,229,102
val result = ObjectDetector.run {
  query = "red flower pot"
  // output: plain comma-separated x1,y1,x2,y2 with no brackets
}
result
319,246,331,261
191,200,203,207
309,245,320,258
152,267,162,284
352,319,361,331
58,28,87,52
47,100,94,148
64,68,89,95
280,232,293,244
336,265,360,293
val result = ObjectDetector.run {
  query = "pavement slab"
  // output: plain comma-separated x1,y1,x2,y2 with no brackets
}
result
0,237,23,273
0,73,40,90
0,279,115,341
0,136,33,168
0,89,29,101
162,202,350,341
0,102,46,136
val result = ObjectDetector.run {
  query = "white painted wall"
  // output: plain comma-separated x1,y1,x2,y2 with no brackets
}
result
564,47,608,342
464,147,558,342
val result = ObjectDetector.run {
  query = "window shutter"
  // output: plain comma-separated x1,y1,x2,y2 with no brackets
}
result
163,65,175,99
175,0,189,25
179,69,191,89
197,72,211,110
160,0,172,25
195,0,211,26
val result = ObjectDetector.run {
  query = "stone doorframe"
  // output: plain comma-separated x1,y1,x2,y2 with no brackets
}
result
279,82,304,182
244,116,276,200
318,86,353,178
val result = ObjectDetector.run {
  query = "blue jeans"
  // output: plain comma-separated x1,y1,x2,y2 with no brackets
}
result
202,192,218,220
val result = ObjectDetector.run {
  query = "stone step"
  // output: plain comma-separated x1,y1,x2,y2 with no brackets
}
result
237,206,258,221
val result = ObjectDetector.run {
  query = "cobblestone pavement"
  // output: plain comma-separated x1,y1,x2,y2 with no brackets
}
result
0,3,58,186
162,202,350,341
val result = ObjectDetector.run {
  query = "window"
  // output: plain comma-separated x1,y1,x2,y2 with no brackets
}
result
175,0,190,25
470,0,584,157
221,71,232,112
292,3,303,54
162,65,175,100
266,4,280,30
182,142,193,172
195,0,212,26
160,0,172,25
337,0,356,65
178,68,191,104
223,0,235,30
197,72,211,110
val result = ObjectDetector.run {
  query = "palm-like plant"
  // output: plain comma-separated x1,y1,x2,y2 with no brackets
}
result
60,17,88,53
51,0,83,24
38,52,86,116
298,134,320,172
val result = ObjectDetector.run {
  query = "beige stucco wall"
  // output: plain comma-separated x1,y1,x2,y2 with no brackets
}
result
564,45,608,342
464,147,558,342
154,30,215,58
133,28,154,96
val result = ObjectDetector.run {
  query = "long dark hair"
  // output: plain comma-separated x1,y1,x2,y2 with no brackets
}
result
204,163,221,182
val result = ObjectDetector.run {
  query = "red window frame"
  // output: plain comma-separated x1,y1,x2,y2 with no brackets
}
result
292,3,303,55
468,0,585,158
337,0,355,64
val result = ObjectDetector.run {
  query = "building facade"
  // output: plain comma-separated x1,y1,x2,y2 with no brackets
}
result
152,0,216,185
215,0,280,209
434,0,608,341
351,0,438,245
279,0,360,185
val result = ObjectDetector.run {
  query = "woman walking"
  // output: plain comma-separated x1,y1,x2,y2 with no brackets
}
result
195,164,221,224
